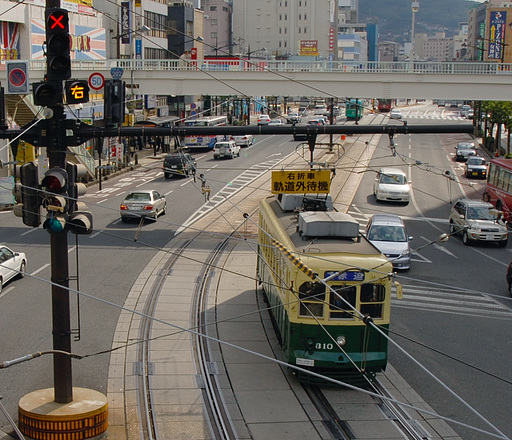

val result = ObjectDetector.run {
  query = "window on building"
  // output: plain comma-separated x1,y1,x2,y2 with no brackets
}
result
211,31,217,39
210,5,217,11
211,19,217,25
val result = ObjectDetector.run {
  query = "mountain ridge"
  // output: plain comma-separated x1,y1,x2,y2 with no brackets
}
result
359,0,481,43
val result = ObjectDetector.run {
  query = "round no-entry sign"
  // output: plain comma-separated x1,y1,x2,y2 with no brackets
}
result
89,72,105,90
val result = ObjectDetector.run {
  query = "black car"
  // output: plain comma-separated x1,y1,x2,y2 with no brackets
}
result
163,153,196,178
464,156,487,178
507,262,512,296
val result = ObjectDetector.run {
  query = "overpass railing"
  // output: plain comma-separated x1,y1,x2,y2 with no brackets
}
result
5,59,512,75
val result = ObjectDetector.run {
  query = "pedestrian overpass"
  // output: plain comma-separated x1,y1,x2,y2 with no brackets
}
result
20,59,512,101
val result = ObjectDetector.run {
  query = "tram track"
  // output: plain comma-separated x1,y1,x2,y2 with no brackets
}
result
192,238,238,440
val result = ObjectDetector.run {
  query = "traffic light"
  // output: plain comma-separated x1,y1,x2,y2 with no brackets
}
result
19,162,42,227
45,8,71,81
41,167,68,233
33,81,59,107
66,162,93,234
66,80,89,104
104,79,125,125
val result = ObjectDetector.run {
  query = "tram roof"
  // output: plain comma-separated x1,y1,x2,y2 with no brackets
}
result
266,198,380,256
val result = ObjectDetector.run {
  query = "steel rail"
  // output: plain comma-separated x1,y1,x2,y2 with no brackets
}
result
193,238,238,440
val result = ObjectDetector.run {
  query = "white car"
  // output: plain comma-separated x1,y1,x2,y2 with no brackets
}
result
213,140,241,159
373,167,411,204
230,135,254,147
366,214,412,270
268,119,284,126
0,245,27,293
257,114,271,125
390,109,402,119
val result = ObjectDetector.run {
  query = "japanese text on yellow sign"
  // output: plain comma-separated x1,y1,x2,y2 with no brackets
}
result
271,170,331,194
70,84,85,100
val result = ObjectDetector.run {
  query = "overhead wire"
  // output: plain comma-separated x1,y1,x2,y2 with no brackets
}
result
3,0,504,434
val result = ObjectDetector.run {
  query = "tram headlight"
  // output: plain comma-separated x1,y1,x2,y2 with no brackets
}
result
336,335,347,347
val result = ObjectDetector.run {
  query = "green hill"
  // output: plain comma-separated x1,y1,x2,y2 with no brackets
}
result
359,0,481,43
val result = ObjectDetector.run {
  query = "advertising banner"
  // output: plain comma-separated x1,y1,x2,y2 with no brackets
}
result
300,40,319,57
488,10,507,60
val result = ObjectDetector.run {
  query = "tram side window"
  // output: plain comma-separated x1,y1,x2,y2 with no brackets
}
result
329,285,356,319
360,283,385,318
298,281,325,317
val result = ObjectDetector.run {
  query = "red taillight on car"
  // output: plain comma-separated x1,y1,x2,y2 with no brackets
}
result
143,205,153,211
120,204,128,211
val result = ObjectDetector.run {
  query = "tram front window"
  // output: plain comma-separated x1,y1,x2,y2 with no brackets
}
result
298,281,325,317
329,285,356,319
360,284,385,318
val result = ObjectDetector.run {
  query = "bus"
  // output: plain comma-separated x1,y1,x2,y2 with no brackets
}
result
183,115,228,149
377,99,393,112
483,158,512,221
345,99,363,120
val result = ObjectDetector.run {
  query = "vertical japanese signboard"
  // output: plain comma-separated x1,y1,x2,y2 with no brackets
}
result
488,10,507,60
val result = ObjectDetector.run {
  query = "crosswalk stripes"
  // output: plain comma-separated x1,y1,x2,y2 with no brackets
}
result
392,283,512,319
175,157,284,235
396,111,466,121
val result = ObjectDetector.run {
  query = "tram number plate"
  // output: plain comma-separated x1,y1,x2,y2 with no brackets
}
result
296,358,315,367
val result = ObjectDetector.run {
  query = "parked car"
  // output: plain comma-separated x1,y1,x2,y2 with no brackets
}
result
163,153,196,178
390,109,402,119
306,118,326,126
365,214,412,270
506,262,512,296
464,156,487,179
257,114,271,125
455,141,478,161
0,245,27,293
268,119,284,126
298,106,308,116
230,135,254,147
286,112,301,124
449,198,508,246
213,140,240,159
373,167,411,204
120,190,166,222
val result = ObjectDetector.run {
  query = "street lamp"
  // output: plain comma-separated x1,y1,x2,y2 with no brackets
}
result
410,1,419,62
213,41,237,58
247,46,267,60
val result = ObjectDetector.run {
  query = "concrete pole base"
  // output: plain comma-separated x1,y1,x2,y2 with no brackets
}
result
18,387,108,440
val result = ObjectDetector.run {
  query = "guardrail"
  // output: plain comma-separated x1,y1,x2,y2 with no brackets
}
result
4,59,512,75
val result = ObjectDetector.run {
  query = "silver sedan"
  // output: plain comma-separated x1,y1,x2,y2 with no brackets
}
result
120,190,167,222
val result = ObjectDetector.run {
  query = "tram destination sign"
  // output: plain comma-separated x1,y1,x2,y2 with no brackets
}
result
271,170,331,194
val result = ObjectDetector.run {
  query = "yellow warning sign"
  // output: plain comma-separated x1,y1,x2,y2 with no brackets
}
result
271,170,331,194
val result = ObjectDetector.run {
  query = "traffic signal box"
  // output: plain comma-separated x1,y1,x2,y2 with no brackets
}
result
40,164,93,234
19,162,42,228
45,8,71,81
66,80,89,104
104,79,125,125
41,167,68,233
66,162,93,234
